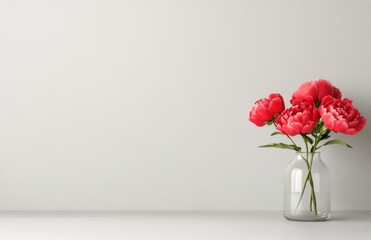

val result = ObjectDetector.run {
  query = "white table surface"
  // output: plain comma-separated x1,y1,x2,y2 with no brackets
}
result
0,211,370,240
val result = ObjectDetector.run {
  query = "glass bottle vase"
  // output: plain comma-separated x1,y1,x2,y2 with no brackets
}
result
283,152,331,221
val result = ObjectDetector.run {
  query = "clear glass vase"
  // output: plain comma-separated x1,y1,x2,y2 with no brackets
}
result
283,152,331,221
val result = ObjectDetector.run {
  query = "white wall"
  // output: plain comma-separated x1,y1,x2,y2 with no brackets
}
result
0,0,370,210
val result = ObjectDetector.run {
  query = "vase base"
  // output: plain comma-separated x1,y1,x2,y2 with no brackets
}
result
283,211,331,222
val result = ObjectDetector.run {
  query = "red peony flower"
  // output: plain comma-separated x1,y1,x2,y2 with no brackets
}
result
319,96,366,135
291,81,318,104
316,79,336,102
249,93,285,127
332,86,342,99
276,98,320,136
291,79,342,104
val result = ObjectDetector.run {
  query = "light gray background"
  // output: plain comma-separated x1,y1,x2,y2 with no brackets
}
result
0,0,370,210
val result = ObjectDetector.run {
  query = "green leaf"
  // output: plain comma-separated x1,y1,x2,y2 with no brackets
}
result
266,120,274,126
271,132,284,136
313,123,322,133
320,129,331,140
320,134,331,140
320,125,328,134
301,134,314,145
259,143,301,152
319,139,353,149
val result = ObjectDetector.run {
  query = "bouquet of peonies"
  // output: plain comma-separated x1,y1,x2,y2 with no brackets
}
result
248,79,366,214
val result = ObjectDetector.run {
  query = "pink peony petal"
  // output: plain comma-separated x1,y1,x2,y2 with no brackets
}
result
333,120,348,133
268,98,285,115
333,86,342,99
249,93,285,127
249,114,266,127
319,97,366,135
316,79,334,102
291,81,318,103
284,124,300,136
321,112,336,130
354,116,367,133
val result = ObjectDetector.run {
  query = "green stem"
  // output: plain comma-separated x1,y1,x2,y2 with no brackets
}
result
286,135,300,151
294,135,313,213
286,129,323,216
294,159,310,212
310,194,313,211
307,130,322,216
308,151,318,215
294,133,321,215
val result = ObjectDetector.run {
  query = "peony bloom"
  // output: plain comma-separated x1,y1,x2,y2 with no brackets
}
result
276,98,320,136
319,96,366,135
291,79,342,104
291,81,318,104
332,86,342,99
316,79,336,102
249,93,285,127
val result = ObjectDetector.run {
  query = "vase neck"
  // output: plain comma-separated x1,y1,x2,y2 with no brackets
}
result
295,152,321,161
